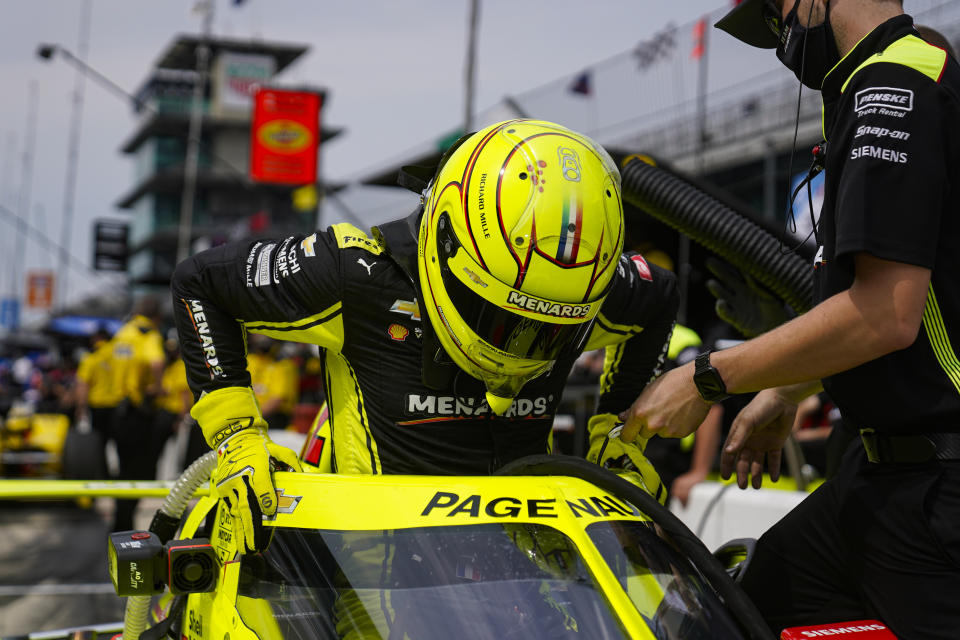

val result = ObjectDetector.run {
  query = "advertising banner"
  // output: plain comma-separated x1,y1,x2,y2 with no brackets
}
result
214,52,275,114
93,219,129,271
26,271,55,309
0,298,19,330
250,88,321,185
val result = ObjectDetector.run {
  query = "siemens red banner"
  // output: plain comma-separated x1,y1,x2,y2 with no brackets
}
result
250,89,321,185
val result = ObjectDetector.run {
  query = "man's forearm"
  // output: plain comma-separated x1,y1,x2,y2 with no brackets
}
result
713,255,929,395
714,292,897,394
775,379,824,404
75,381,89,418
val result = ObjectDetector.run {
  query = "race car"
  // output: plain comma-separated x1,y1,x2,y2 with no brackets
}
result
0,404,104,480
107,453,764,640
0,406,70,477
0,451,901,640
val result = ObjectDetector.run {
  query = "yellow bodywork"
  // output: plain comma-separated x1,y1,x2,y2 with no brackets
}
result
0,413,70,476
173,472,665,640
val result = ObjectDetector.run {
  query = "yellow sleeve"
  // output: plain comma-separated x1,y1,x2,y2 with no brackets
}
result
141,330,165,365
265,360,299,413
75,353,93,384
247,354,270,403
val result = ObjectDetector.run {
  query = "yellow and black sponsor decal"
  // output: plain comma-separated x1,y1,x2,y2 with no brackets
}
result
260,473,649,532
213,503,236,563
420,490,640,520
333,223,384,255
186,608,204,640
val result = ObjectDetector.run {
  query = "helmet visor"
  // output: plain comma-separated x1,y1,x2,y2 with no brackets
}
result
441,266,594,362
434,212,596,367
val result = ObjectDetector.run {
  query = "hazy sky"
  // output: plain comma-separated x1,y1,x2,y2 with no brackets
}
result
0,0,735,312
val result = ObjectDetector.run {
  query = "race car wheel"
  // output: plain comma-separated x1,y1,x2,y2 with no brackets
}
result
62,428,107,480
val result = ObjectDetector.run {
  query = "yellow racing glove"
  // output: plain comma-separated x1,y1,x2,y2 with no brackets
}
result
191,386,302,553
587,412,667,505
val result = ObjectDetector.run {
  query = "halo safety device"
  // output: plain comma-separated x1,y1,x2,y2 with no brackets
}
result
418,120,624,414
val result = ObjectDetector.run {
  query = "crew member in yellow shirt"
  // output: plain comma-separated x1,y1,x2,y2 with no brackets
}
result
154,330,192,474
109,296,165,531
74,327,120,478
248,336,300,430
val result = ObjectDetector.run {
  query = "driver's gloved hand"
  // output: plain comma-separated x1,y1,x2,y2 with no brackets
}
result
704,257,790,338
214,428,302,552
191,387,302,553
587,413,666,505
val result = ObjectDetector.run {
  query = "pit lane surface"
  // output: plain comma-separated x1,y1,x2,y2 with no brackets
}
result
0,502,127,635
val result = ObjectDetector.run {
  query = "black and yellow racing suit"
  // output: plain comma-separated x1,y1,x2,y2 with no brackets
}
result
740,15,960,638
172,210,679,491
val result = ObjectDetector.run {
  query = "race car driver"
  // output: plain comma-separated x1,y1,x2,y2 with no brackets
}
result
619,1,960,636
172,119,679,554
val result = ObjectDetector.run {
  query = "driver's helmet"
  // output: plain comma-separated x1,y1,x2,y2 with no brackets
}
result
418,119,623,414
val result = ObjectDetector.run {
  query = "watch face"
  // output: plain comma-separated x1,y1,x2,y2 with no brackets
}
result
695,370,725,398
694,354,727,402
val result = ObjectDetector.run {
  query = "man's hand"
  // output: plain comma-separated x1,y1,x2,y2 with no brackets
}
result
618,362,712,442
214,429,302,553
705,257,790,338
720,388,798,489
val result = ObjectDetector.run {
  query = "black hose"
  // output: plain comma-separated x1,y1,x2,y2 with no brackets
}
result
495,454,774,640
620,157,813,313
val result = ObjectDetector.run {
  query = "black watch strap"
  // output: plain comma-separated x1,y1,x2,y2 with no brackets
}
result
693,350,729,403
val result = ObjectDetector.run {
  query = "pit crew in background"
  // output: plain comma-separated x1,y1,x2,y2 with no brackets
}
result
172,120,679,554
154,331,192,474
247,335,300,430
75,327,121,479
109,296,166,531
618,1,960,637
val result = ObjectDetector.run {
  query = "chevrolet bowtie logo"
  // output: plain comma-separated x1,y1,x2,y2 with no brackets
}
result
390,299,421,321
276,488,302,514
263,488,303,521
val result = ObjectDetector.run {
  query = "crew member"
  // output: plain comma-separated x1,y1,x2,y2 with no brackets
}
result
110,296,165,531
621,1,960,636
172,119,679,554
75,327,120,478
247,335,300,430
154,331,192,474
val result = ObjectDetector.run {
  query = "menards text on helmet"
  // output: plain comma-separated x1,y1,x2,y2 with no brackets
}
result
507,291,590,318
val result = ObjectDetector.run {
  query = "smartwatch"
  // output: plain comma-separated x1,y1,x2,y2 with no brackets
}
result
693,351,729,403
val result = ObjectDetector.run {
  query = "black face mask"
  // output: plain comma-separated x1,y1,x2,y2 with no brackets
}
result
776,0,840,89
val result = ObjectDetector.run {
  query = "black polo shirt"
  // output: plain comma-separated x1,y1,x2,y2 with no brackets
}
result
816,15,960,434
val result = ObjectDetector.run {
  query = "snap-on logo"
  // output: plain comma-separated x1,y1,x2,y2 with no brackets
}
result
854,87,913,112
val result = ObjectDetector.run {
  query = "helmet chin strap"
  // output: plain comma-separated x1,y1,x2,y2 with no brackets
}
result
485,391,514,416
